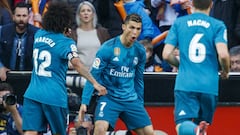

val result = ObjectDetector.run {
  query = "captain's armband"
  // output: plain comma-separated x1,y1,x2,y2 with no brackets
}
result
68,51,79,60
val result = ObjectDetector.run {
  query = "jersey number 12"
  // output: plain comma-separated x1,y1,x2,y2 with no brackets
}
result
33,48,52,77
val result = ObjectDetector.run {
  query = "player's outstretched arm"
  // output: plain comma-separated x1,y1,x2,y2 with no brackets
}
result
78,104,87,124
70,57,107,96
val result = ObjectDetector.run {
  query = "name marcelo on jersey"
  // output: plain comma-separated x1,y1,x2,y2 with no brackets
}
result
35,37,56,47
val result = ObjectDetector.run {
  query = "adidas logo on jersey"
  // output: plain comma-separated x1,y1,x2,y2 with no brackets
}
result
113,57,119,61
178,110,186,116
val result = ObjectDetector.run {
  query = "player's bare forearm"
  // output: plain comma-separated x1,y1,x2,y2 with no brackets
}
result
216,43,230,79
71,58,107,95
78,104,87,124
166,53,179,67
163,44,180,67
219,58,230,79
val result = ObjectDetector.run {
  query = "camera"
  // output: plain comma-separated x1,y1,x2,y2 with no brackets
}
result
2,93,17,105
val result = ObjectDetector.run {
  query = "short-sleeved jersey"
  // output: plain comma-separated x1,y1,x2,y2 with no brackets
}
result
24,29,77,108
165,13,227,96
81,36,146,105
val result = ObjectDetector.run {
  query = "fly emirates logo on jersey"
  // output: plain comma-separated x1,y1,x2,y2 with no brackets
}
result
110,66,134,78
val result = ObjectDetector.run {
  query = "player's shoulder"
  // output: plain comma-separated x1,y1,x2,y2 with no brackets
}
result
56,33,76,45
35,29,45,36
135,41,145,50
208,16,226,26
99,36,119,51
103,37,118,47
134,41,146,55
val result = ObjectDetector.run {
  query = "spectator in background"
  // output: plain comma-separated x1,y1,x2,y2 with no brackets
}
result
150,0,191,72
26,0,47,28
234,0,240,45
70,1,110,69
151,0,177,32
66,1,110,96
0,2,39,81
7,0,14,10
93,0,123,38
0,0,13,26
230,45,240,72
140,40,163,72
163,0,230,134
123,0,161,42
211,0,240,49
0,82,23,135
150,0,177,72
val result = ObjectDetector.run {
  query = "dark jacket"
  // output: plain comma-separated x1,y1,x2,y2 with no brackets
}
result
211,0,240,48
0,8,12,26
0,23,39,70
93,0,123,38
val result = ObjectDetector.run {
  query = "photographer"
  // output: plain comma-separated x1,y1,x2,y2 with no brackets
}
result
0,82,23,135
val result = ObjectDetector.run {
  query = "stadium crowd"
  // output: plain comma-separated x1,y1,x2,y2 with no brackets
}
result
0,0,239,135
1,0,240,73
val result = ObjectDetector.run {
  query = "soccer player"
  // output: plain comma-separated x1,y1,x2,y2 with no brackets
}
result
79,13,155,135
162,0,230,135
22,2,107,135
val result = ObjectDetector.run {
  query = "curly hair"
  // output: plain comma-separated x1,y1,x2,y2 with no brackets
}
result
42,1,74,33
230,45,240,56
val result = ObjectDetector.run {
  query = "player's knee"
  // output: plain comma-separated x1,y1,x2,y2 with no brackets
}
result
94,125,106,134
146,130,155,135
134,125,155,135
176,121,197,135
145,125,155,135
94,121,109,134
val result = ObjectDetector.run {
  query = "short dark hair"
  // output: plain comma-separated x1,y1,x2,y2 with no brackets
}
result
124,13,142,24
13,2,30,14
193,0,211,10
230,45,240,56
42,1,74,33
0,83,13,93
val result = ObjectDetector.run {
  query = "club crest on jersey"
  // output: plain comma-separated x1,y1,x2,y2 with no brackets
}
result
72,52,79,57
133,57,138,65
114,47,120,56
70,44,77,52
92,58,101,69
113,47,120,62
